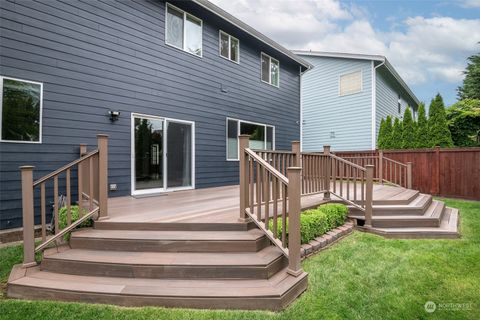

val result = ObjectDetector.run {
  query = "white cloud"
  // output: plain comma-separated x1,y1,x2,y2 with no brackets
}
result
210,0,480,86
459,0,480,8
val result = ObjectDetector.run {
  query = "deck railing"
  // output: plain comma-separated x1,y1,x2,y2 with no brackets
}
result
239,137,375,275
339,151,412,189
20,134,108,267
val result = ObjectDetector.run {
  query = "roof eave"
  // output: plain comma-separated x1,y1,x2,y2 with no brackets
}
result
191,0,313,70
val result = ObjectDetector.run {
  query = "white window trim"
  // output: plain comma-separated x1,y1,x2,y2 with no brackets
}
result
0,76,43,144
260,52,280,88
165,2,203,58
338,69,363,97
226,117,275,161
218,30,240,64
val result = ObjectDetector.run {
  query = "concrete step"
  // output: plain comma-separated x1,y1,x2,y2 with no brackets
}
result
360,207,460,239
7,265,308,311
70,228,270,252
41,246,287,279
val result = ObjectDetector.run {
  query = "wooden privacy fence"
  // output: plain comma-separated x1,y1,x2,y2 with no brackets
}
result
20,134,109,267
335,147,480,200
239,136,374,277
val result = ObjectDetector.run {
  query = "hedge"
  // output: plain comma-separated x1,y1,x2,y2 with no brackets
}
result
269,203,348,245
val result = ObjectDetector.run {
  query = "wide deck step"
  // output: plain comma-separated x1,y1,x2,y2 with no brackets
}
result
70,228,269,252
94,220,254,231
360,207,460,239
41,246,286,279
8,265,308,310
349,194,432,216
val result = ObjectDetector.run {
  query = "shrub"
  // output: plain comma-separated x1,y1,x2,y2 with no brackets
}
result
269,203,348,245
58,205,93,240
401,107,416,149
391,117,403,149
415,103,430,148
383,116,394,149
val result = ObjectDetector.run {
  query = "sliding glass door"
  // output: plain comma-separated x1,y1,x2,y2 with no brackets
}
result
132,114,194,195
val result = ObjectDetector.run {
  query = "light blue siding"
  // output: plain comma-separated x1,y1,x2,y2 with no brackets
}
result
375,67,412,144
301,56,372,152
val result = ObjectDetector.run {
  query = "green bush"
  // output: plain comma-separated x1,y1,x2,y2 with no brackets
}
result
269,203,348,245
58,205,93,240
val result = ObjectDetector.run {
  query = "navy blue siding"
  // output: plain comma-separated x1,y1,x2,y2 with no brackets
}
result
0,0,301,229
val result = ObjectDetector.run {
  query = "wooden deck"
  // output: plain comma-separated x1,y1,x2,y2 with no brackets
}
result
106,183,414,224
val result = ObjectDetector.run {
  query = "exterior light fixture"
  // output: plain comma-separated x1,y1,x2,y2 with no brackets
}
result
108,110,121,122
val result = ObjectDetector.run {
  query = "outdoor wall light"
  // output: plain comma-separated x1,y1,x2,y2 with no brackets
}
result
108,110,121,122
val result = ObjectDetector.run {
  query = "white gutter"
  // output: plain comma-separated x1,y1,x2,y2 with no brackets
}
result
371,58,385,149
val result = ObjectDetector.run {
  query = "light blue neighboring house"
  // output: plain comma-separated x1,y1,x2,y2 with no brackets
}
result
294,51,420,151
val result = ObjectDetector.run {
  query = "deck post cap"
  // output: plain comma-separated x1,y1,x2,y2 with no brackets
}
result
19,165,35,170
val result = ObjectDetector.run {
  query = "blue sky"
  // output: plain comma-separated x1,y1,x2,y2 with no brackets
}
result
212,0,480,106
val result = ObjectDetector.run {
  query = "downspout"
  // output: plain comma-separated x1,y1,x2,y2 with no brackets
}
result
371,58,385,149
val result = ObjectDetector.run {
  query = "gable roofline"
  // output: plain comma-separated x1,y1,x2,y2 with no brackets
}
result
293,50,420,106
191,0,313,70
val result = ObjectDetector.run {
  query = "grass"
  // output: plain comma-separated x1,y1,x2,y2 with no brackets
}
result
0,198,479,319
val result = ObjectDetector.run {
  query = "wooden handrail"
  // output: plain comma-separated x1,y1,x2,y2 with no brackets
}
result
35,207,99,252
245,148,289,185
330,154,367,172
33,149,99,187
383,156,407,167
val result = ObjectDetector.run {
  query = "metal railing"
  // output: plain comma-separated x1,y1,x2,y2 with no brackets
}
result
20,134,108,267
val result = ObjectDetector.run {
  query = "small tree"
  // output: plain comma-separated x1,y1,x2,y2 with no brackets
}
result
415,103,429,148
401,107,416,148
446,99,480,147
457,51,480,100
377,118,387,149
428,94,453,147
383,116,394,149
391,117,403,149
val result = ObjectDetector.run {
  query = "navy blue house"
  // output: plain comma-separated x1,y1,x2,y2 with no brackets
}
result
0,0,311,230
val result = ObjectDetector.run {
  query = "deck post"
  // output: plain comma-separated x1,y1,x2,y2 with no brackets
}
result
291,141,301,167
323,145,331,200
78,144,87,211
97,134,109,220
287,167,303,277
20,165,36,268
238,135,250,222
407,162,413,189
379,151,383,184
364,165,374,227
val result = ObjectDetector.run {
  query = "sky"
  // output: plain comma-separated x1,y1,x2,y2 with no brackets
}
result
210,0,480,106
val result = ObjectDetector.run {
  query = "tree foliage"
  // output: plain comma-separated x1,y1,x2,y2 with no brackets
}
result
401,107,416,149
458,52,480,100
391,117,403,149
446,99,480,147
377,118,387,149
428,94,453,147
415,103,429,148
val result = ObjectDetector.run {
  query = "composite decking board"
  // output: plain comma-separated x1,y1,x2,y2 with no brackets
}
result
43,247,283,266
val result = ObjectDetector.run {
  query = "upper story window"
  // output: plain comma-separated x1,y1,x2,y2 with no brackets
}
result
226,118,274,160
261,53,280,87
165,3,202,57
0,76,43,143
339,70,362,96
219,31,239,63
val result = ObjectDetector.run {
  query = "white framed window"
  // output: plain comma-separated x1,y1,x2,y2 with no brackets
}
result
261,53,280,87
226,118,275,161
165,3,203,57
0,76,43,143
219,30,239,63
339,70,362,96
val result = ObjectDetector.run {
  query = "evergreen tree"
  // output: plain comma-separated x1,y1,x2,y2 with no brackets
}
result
377,118,387,149
401,107,416,149
457,51,480,100
391,117,403,149
428,94,454,147
383,116,393,149
415,103,429,148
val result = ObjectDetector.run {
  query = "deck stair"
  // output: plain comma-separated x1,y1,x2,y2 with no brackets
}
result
349,189,460,239
8,221,308,310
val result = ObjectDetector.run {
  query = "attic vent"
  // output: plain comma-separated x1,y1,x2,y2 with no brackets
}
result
339,70,362,96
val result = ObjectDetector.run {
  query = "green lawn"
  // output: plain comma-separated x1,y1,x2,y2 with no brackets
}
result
1,198,479,320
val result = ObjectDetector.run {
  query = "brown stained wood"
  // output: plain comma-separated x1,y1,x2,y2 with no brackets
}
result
272,177,278,239
256,162,261,221
40,182,46,242
54,175,59,235
66,168,71,226
89,156,94,211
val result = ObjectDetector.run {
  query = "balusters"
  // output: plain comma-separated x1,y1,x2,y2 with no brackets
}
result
264,170,270,229
89,156,94,211
66,168,71,226
272,176,278,238
249,157,254,213
40,182,46,242
281,184,287,248
53,175,59,235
